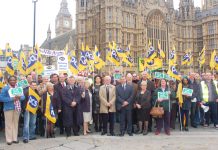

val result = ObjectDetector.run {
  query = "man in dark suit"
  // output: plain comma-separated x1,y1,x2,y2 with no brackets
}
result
54,73,67,135
116,75,134,136
62,76,82,137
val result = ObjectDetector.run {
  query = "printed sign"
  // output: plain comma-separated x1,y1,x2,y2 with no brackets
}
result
158,92,169,100
17,79,29,88
57,55,68,72
182,88,193,96
114,73,122,80
8,87,24,98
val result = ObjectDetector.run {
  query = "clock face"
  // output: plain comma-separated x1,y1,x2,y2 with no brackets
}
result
64,20,70,27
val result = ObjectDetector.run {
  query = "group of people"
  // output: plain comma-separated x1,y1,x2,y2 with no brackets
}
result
0,71,218,145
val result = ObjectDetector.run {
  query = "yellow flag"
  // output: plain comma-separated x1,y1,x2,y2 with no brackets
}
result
169,45,177,66
17,51,27,75
26,88,41,114
5,56,14,76
158,40,165,59
0,70,4,88
138,58,144,72
210,50,216,70
199,46,206,67
5,43,12,57
0,48,3,55
45,93,56,123
176,82,183,107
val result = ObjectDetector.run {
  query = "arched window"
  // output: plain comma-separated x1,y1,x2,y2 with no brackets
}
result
147,10,168,63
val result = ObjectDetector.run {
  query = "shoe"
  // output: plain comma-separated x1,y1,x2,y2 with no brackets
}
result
128,133,133,136
109,132,115,136
74,133,79,136
12,140,19,144
60,130,64,135
143,130,148,135
23,139,28,143
191,124,197,128
29,137,37,140
165,131,170,135
119,132,124,137
7,142,12,145
185,127,189,131
155,131,160,135
101,132,107,135
148,128,152,132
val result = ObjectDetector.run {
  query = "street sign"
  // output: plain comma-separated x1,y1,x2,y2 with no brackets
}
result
8,87,24,98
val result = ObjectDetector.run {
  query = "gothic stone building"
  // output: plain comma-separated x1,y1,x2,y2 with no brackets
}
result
41,0,76,65
76,0,218,72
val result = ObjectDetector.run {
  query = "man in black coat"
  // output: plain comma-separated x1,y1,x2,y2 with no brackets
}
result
53,73,67,134
62,76,82,137
116,75,134,136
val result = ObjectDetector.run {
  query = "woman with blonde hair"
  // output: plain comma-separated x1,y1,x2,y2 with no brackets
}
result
42,82,57,138
81,80,93,135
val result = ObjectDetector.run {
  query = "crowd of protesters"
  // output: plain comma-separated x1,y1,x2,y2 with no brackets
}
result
0,71,218,145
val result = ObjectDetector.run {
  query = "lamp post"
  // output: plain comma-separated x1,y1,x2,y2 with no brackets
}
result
166,14,170,66
32,0,38,49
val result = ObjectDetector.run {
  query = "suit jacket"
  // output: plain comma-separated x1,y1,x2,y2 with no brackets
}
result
116,83,134,110
54,82,67,110
99,84,116,113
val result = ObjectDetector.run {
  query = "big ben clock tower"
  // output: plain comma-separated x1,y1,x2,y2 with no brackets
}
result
55,0,72,36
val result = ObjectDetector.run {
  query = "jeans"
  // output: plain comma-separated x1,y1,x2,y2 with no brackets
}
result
23,111,37,140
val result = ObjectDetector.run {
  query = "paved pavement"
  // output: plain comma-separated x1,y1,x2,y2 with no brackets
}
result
0,126,218,150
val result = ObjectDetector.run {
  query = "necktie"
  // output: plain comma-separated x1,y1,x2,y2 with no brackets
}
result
106,86,109,102
123,84,125,91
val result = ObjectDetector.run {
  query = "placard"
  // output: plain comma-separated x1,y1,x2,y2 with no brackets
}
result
158,92,169,100
8,87,24,98
182,88,193,96
57,55,68,72
17,79,29,88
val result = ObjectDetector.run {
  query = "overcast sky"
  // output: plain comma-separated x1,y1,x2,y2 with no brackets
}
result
0,0,201,50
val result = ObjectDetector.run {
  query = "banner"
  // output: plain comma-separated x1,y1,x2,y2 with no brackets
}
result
39,49,65,57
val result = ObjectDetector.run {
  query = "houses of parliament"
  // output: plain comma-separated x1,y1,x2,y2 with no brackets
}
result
42,0,218,72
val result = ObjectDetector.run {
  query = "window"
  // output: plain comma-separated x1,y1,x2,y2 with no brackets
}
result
109,29,112,41
81,0,84,7
108,7,112,22
208,21,215,35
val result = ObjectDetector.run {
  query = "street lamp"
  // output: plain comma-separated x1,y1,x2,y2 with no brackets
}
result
32,0,38,49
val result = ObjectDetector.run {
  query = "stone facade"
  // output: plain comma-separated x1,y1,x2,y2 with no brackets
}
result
76,0,218,72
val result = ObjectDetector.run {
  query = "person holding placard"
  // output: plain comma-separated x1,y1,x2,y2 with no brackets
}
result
23,81,40,143
181,77,193,131
0,76,25,145
153,79,176,135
